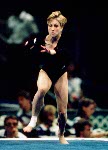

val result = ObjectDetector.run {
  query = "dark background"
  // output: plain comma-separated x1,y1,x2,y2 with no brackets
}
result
0,1,108,108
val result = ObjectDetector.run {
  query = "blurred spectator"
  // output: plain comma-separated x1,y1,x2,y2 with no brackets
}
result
73,118,108,138
0,115,27,138
35,105,59,137
75,97,96,120
65,97,108,138
91,128,108,138
67,62,83,109
73,118,92,138
68,77,82,109
65,97,96,137
0,10,39,44
16,90,32,128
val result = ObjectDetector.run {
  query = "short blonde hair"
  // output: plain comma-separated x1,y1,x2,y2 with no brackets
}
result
47,11,67,27
44,105,57,115
37,105,57,124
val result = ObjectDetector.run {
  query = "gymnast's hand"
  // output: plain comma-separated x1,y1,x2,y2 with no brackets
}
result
40,45,56,55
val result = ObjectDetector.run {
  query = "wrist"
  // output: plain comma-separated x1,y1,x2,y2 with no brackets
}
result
49,50,56,55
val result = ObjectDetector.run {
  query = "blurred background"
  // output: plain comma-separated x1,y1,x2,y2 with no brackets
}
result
0,0,108,108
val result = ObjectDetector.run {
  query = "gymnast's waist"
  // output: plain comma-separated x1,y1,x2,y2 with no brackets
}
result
39,63,67,72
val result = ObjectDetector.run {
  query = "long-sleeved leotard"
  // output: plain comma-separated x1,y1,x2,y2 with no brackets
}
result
31,32,72,85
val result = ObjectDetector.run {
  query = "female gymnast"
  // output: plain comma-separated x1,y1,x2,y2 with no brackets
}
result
23,10,71,144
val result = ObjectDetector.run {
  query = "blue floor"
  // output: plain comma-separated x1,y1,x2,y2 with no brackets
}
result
0,139,108,150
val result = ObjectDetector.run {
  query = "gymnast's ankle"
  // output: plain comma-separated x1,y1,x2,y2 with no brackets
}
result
28,116,37,128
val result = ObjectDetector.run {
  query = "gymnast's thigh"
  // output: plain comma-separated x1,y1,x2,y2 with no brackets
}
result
37,69,52,91
54,72,68,97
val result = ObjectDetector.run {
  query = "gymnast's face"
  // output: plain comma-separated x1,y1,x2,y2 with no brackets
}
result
48,19,63,38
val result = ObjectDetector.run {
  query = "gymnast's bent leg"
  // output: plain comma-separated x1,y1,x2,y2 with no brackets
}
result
23,69,52,132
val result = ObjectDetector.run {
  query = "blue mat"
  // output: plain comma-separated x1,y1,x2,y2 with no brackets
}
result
0,139,108,150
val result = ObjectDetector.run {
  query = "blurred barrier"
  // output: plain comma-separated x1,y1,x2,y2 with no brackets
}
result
0,103,19,115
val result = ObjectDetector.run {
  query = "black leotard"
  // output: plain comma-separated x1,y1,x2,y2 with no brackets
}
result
32,32,71,85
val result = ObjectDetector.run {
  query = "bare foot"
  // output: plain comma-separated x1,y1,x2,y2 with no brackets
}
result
59,135,69,144
23,125,33,132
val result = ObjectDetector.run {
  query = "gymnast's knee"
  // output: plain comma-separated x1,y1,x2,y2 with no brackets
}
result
37,89,47,97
